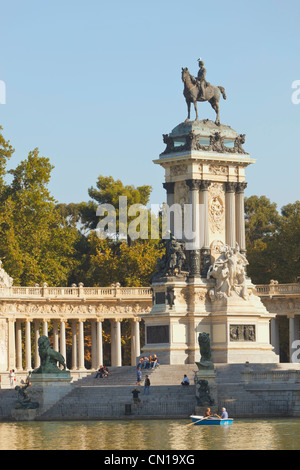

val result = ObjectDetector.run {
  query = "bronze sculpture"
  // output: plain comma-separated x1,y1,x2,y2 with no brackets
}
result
31,335,67,374
15,380,39,409
182,60,226,125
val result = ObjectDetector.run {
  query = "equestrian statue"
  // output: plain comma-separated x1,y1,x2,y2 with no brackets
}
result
182,58,226,125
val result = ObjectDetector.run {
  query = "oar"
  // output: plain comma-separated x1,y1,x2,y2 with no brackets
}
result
186,416,209,426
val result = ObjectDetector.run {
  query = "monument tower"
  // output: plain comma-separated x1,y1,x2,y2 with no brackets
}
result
142,59,279,365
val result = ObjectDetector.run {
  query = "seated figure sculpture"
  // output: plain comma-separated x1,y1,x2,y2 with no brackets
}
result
32,335,67,374
15,380,39,409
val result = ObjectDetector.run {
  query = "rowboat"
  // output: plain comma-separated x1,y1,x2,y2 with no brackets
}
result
189,415,233,426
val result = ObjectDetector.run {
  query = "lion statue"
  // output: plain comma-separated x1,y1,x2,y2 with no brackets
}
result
198,332,212,364
32,335,67,374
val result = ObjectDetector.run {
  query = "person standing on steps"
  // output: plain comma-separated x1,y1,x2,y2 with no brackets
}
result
131,387,141,410
144,375,150,395
136,367,142,385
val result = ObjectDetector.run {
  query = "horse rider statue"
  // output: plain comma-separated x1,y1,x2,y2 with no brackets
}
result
196,58,210,98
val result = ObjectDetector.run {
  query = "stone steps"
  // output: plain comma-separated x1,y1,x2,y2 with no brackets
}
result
39,365,199,419
75,364,198,387
41,383,197,419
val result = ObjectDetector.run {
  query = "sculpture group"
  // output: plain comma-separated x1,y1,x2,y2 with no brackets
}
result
151,234,186,281
207,243,249,301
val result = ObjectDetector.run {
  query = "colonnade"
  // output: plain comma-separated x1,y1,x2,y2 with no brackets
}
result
6,317,141,372
270,315,300,363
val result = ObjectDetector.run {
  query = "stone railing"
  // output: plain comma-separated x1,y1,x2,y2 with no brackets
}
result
1,282,300,299
0,285,152,299
255,283,300,297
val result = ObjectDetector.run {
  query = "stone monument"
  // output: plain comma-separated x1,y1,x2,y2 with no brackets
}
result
11,335,72,421
142,59,279,365
195,332,217,413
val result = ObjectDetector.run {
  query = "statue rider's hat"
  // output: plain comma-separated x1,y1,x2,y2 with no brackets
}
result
198,57,205,66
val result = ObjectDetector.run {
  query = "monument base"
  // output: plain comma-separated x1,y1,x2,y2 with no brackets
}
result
195,362,218,411
11,409,38,422
144,275,279,365
17,373,73,419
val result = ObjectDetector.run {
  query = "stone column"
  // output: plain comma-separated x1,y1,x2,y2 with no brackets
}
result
42,319,48,337
199,179,211,277
235,182,247,253
16,319,23,371
111,319,122,367
25,319,32,371
71,320,78,370
91,320,97,370
130,318,141,366
163,182,175,235
78,320,85,370
225,182,237,248
52,319,59,352
289,316,299,363
270,318,280,356
96,319,103,368
33,320,40,369
186,179,201,278
60,320,67,365
7,319,16,371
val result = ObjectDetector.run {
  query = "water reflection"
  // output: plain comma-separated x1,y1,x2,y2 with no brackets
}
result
1,419,300,450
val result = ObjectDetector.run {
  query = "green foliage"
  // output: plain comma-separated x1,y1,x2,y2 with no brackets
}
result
0,131,81,286
83,233,163,287
245,196,300,284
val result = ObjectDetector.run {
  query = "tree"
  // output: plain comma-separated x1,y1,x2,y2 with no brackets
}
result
245,196,300,284
0,126,14,193
0,147,81,286
83,233,162,287
81,175,152,236
244,195,280,284
268,201,300,283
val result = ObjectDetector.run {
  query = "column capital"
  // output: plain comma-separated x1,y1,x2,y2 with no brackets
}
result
225,181,237,193
162,181,175,194
199,180,212,191
185,179,200,191
236,182,248,193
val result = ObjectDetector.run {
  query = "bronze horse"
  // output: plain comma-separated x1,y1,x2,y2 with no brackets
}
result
181,67,226,125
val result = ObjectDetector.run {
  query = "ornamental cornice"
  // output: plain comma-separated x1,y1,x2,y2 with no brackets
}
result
0,300,151,318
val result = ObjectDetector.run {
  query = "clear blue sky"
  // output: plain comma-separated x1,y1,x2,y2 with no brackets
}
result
1,0,299,211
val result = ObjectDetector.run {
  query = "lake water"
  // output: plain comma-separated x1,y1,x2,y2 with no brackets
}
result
1,418,300,451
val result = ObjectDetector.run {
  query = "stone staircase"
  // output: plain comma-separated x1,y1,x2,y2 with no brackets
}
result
3,363,300,420
75,364,198,387
39,364,198,420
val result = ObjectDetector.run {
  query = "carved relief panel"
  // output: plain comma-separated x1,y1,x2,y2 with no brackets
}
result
208,183,225,235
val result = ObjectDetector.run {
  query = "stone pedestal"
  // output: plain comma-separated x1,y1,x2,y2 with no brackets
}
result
11,373,73,420
195,362,218,413
29,373,72,413
11,409,38,422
